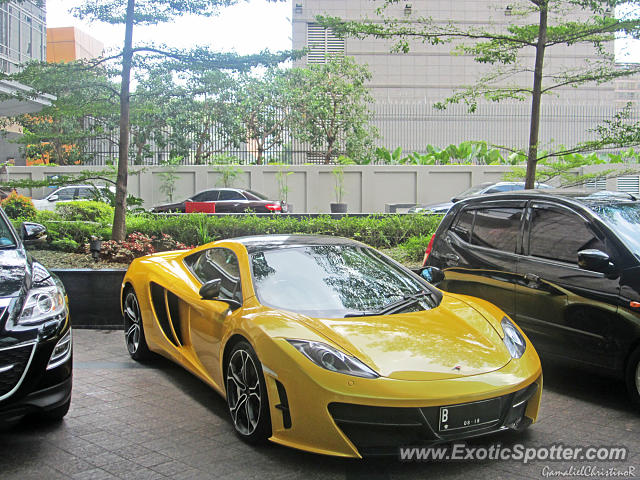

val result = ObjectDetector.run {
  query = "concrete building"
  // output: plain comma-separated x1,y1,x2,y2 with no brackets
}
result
0,0,46,74
47,27,104,62
0,1,54,164
291,0,638,152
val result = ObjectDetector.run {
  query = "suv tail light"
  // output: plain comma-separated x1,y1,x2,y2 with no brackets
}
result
265,203,282,212
422,234,435,266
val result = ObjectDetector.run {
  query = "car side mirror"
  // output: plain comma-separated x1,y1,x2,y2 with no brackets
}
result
578,249,614,273
21,222,47,244
48,194,59,202
199,279,221,300
451,197,460,203
418,266,445,285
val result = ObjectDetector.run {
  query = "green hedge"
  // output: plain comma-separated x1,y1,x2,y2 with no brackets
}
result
24,213,442,251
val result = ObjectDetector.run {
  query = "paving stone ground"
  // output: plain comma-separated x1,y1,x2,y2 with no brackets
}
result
1,330,638,479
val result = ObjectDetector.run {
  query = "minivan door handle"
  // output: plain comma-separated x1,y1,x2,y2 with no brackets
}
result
443,253,460,262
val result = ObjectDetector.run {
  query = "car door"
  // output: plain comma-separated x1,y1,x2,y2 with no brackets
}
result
215,190,248,213
185,247,243,386
433,202,525,320
515,202,621,368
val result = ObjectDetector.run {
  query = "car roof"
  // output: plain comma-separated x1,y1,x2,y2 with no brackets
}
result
455,188,639,209
230,234,366,254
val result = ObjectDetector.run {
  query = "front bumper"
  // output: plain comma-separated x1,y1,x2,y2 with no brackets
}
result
258,337,542,458
0,324,73,422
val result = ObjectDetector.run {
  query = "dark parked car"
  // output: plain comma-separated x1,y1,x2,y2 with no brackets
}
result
150,188,287,213
0,207,72,422
409,181,552,214
423,189,640,404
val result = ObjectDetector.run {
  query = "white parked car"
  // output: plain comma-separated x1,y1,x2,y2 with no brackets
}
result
32,185,114,211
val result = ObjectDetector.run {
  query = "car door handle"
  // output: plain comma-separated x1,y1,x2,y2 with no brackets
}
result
524,273,540,284
443,253,460,262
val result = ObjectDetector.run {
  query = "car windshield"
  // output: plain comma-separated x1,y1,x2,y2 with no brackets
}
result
0,213,16,248
456,184,492,198
591,203,640,258
250,245,436,318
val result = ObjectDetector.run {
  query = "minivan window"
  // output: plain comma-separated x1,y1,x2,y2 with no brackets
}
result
451,209,474,242
529,208,604,264
470,208,522,253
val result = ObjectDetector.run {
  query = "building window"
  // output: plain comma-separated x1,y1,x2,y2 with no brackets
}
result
307,23,344,64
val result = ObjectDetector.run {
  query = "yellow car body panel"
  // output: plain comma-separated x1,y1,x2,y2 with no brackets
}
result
121,238,543,458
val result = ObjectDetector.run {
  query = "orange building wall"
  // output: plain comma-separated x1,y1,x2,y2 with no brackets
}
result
47,27,104,62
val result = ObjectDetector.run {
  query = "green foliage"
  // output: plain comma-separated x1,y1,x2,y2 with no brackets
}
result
505,148,640,186
0,191,36,220
374,142,510,165
235,69,295,165
275,164,293,203
289,57,378,164
158,156,182,201
50,238,80,253
212,159,244,188
332,165,346,203
36,213,441,251
398,235,434,263
55,201,115,223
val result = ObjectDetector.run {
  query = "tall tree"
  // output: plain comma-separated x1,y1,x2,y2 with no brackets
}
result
0,61,118,165
236,69,295,165
289,57,377,164
320,0,640,187
73,0,288,240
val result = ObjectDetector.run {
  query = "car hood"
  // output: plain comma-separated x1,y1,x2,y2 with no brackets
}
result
298,294,511,381
0,247,30,297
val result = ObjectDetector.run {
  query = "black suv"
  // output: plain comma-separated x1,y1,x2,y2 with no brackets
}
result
424,190,640,403
0,207,72,422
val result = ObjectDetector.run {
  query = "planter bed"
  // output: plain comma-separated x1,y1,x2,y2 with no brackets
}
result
52,269,126,330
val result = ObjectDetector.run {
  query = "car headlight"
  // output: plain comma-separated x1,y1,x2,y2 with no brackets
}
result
19,285,67,325
502,316,526,359
287,339,379,379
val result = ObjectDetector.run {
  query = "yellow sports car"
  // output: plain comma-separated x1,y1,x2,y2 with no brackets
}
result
121,235,542,458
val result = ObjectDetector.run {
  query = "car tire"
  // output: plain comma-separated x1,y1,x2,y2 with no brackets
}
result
38,397,71,422
625,346,640,407
225,340,271,444
123,287,151,361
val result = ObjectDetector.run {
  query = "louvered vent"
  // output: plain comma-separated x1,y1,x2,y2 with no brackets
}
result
584,178,607,190
618,176,640,194
307,23,345,64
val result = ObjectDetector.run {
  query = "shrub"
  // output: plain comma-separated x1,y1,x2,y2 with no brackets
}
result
1,191,36,220
35,213,443,253
55,201,114,223
398,235,434,263
97,232,192,263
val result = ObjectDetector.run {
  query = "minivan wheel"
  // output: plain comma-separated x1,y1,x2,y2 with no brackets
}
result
625,346,640,407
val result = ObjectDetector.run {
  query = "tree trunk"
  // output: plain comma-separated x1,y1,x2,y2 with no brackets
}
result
325,137,335,164
112,0,135,241
525,1,548,189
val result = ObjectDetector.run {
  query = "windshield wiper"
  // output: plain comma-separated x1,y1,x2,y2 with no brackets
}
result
344,291,432,318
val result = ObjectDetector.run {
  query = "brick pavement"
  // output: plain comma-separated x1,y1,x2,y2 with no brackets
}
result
0,330,638,479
